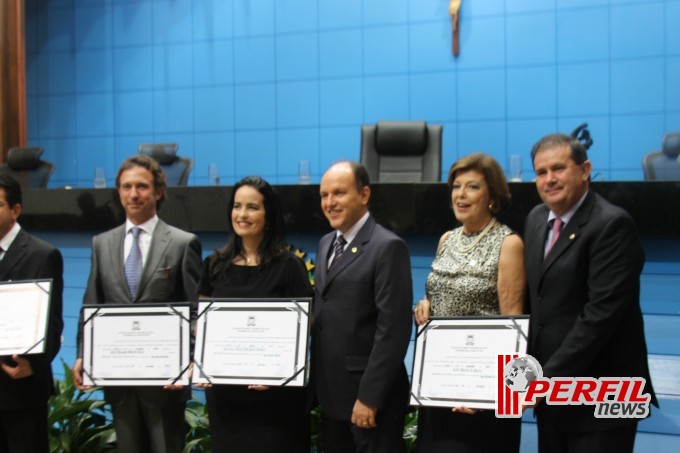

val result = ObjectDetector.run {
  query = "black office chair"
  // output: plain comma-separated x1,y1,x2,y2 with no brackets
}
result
360,121,443,182
138,143,193,186
642,132,680,180
0,147,55,188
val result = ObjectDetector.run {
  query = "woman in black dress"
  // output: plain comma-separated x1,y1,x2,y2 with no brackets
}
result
197,176,313,453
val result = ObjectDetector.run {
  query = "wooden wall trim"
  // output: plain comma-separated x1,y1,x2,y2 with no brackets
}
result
0,0,27,163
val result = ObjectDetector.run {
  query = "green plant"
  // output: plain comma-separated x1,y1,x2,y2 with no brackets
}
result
310,405,323,452
184,398,212,453
48,361,116,453
403,409,418,452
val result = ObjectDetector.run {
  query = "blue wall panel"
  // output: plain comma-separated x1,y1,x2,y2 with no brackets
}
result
27,0,679,188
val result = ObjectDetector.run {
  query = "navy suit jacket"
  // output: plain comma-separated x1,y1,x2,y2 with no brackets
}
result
311,215,413,420
0,229,63,411
524,191,656,431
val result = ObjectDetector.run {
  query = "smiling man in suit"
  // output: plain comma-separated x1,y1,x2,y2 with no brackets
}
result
524,134,656,452
312,161,413,453
72,155,202,453
0,175,63,453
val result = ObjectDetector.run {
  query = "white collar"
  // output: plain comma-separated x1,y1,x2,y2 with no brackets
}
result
125,215,159,236
337,211,370,245
548,190,588,226
0,222,21,252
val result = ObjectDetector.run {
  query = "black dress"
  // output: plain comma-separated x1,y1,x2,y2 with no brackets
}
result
198,251,313,453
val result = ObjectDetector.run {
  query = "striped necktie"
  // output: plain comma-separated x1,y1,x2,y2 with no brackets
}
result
330,235,347,268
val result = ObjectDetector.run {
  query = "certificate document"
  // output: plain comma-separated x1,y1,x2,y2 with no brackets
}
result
193,298,311,387
0,280,52,355
410,316,529,409
81,304,191,386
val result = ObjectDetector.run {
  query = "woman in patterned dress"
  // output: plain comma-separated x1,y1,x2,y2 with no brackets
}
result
413,153,526,453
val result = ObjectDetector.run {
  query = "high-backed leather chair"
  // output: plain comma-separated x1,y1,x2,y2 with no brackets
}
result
642,132,680,180
360,121,442,182
0,147,55,188
138,143,193,186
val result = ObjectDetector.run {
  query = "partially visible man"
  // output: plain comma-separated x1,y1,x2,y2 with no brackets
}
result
72,155,202,453
524,133,657,452
0,175,63,452
312,161,413,453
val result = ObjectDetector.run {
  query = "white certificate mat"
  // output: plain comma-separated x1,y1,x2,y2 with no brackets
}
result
193,298,311,387
410,316,529,409
82,304,191,386
0,280,52,355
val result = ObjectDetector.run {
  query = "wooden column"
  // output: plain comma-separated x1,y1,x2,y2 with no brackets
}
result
0,0,27,163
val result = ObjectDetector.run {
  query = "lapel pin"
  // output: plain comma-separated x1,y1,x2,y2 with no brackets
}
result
569,234,575,240
351,247,358,253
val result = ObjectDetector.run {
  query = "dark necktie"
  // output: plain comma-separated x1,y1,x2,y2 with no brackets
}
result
125,227,143,297
330,235,347,268
545,218,563,257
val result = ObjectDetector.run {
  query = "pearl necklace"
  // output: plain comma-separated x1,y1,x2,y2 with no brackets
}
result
455,218,497,253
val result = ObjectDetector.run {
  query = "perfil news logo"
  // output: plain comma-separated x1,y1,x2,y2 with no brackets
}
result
495,354,651,419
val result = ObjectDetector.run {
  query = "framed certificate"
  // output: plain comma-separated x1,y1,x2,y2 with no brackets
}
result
0,280,53,355
410,316,529,409
81,304,191,386
193,298,311,387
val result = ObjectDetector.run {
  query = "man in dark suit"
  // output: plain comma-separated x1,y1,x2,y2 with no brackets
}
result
0,175,63,452
524,134,656,452
312,161,413,453
72,155,202,453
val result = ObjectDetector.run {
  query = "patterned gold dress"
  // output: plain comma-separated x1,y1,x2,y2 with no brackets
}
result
417,221,521,453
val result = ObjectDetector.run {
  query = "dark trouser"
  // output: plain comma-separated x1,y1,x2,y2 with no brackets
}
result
0,405,49,453
416,407,521,453
109,388,187,453
321,411,406,453
538,413,638,453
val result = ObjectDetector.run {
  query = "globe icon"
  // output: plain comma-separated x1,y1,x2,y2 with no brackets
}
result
503,355,542,392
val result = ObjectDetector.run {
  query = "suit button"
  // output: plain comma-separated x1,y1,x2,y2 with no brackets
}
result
538,324,544,329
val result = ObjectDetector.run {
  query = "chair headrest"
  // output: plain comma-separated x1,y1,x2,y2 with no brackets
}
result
7,147,45,170
139,143,179,164
662,133,680,158
375,121,428,156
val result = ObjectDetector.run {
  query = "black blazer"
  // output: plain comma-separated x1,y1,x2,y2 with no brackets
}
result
0,229,63,410
311,216,413,420
524,191,657,431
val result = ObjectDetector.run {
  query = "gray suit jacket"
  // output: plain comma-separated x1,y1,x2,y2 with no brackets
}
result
78,219,202,406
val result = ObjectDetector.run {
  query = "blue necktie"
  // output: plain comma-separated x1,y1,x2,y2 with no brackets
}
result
330,235,347,268
125,227,143,297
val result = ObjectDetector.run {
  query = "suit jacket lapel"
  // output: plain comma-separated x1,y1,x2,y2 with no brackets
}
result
526,206,549,279
322,216,375,295
107,225,130,302
540,191,595,274
136,220,171,301
0,229,28,280
316,232,333,291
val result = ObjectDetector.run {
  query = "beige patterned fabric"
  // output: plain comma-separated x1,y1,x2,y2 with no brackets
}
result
426,222,513,317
